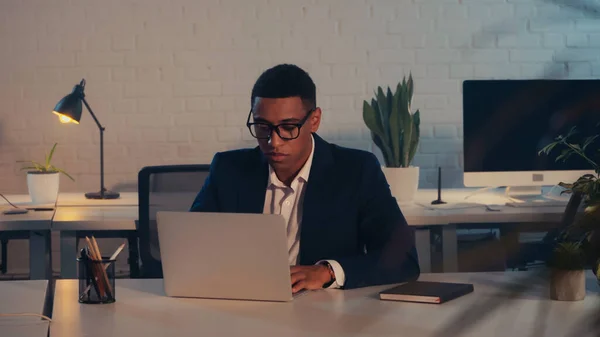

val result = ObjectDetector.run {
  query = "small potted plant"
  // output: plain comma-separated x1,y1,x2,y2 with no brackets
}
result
539,126,600,298
17,143,75,204
547,242,587,301
363,74,421,204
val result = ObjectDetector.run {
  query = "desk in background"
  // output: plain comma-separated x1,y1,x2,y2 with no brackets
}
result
1,189,569,278
0,280,50,337
56,192,138,207
0,192,138,279
53,206,138,279
0,202,53,280
51,272,600,337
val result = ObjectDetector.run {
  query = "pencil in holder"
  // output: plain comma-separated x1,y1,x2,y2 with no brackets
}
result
77,255,116,304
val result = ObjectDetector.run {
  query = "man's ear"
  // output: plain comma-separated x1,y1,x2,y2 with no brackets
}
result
310,107,322,132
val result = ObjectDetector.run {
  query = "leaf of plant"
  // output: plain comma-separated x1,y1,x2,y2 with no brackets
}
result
407,73,414,110
400,84,412,167
371,131,391,167
47,143,57,168
538,142,558,156
17,161,45,171
376,87,391,144
556,149,574,162
53,167,75,182
363,101,394,164
19,166,39,171
583,135,598,151
389,85,401,167
408,109,420,165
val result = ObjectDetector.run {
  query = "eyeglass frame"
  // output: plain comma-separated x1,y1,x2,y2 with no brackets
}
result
245,108,315,140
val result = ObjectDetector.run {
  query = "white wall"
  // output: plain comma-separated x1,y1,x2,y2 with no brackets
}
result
1,0,599,193
1,0,599,275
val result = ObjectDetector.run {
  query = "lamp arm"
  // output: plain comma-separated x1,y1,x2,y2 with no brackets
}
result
81,97,105,131
81,97,107,197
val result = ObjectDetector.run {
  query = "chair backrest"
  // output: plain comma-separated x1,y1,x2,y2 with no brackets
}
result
138,164,210,278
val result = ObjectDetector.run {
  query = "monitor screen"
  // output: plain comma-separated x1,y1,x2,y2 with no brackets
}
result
463,79,600,174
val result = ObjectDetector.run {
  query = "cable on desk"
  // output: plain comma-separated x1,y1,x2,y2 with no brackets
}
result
0,193,19,209
0,313,52,322
463,186,500,200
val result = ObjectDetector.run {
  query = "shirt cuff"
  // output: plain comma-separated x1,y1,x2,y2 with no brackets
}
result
316,260,346,289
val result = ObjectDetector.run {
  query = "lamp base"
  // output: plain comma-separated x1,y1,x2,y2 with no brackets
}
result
85,190,120,200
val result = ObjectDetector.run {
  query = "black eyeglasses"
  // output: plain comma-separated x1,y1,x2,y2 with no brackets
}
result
246,108,315,140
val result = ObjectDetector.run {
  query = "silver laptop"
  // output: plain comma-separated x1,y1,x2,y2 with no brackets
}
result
156,211,296,302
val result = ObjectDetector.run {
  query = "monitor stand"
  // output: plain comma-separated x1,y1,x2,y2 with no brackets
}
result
504,186,542,198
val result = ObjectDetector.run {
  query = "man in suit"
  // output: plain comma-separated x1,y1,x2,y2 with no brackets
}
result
191,64,419,292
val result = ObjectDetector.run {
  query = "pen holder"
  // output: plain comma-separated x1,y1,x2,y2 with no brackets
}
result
77,257,116,304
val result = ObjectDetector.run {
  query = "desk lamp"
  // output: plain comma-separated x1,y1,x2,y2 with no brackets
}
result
52,79,120,199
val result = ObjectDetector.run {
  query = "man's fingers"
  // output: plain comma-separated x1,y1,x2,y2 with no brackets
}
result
292,280,307,293
290,271,306,285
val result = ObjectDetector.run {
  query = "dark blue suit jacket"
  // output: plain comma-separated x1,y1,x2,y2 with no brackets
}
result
190,133,420,289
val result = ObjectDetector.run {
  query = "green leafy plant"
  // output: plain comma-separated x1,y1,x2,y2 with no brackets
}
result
538,126,600,206
362,74,420,168
548,242,587,270
17,143,75,181
539,126,600,271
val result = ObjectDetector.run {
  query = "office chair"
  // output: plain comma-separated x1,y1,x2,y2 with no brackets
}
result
137,164,210,278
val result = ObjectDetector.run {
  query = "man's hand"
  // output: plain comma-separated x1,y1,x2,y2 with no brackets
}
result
290,265,332,293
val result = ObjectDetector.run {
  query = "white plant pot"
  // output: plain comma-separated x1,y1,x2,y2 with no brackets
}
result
550,269,586,301
382,166,420,205
26,172,60,204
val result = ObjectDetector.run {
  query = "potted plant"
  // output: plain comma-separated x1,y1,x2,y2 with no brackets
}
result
539,126,600,299
547,242,587,301
363,74,421,204
17,143,75,204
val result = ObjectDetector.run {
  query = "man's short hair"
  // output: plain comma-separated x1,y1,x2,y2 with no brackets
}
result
250,64,316,111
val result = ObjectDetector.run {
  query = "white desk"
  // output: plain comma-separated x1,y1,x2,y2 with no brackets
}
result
53,206,138,278
57,192,138,207
403,189,569,272
0,205,53,280
2,189,571,278
1,192,138,279
0,280,50,337
51,272,600,337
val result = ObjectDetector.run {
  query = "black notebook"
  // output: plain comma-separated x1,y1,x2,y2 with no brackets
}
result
379,281,474,304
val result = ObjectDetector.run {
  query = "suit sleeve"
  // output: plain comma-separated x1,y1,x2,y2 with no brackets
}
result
189,153,221,212
335,153,420,289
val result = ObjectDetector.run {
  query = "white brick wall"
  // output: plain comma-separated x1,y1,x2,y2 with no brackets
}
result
1,0,599,197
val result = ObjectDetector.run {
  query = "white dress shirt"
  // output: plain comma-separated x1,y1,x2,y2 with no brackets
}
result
263,135,345,288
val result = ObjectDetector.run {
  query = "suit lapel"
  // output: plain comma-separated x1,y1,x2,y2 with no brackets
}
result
237,148,268,213
299,133,335,263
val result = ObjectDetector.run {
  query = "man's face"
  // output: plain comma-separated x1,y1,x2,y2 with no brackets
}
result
251,97,321,171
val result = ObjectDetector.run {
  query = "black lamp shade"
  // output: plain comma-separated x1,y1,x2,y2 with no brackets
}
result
53,92,82,124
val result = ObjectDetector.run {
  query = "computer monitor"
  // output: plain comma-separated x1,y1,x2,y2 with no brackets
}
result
463,79,599,195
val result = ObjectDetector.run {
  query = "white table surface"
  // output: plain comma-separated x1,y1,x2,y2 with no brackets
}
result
4,188,570,227
52,206,137,231
0,204,53,280
1,192,138,207
51,272,600,337
403,188,569,226
57,192,138,206
2,188,572,278
0,280,50,337
0,206,53,231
